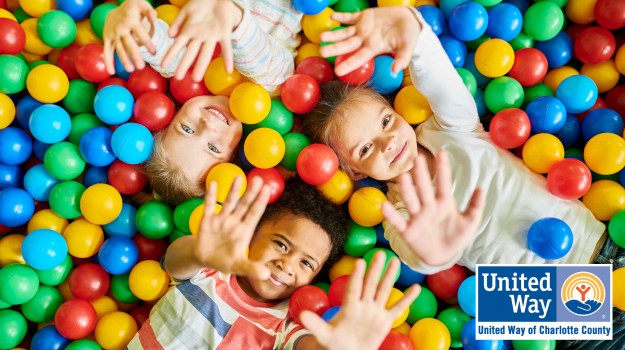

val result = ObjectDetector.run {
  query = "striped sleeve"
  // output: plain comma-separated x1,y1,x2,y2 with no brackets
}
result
274,318,310,350
138,19,185,78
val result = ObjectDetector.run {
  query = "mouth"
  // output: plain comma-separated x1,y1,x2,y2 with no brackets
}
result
205,106,230,126
391,141,407,165
268,274,288,288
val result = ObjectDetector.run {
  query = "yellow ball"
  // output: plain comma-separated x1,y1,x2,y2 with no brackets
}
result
475,39,515,78
0,234,25,268
584,133,625,175
21,51,46,63
583,180,625,221
393,322,412,337
244,128,285,169
189,203,222,236
80,184,123,225
329,255,357,282
62,219,104,258
0,8,17,21
57,279,75,301
90,295,119,322
229,82,271,124
204,57,247,96
21,18,52,55
48,48,62,65
378,0,416,5
543,66,579,94
129,260,170,301
169,0,189,8
414,0,436,5
409,318,451,350
386,288,410,328
616,45,625,76
348,187,387,227
394,85,432,125
37,320,55,330
27,209,68,235
26,64,69,103
614,268,625,311
317,169,353,205
74,19,103,46
19,0,56,18
522,133,564,173
95,311,138,350
564,0,597,25
302,8,339,44
205,163,247,203
0,93,16,129
155,4,180,26
581,59,620,94
295,43,321,66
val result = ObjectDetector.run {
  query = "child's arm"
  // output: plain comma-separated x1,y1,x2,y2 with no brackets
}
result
164,176,271,281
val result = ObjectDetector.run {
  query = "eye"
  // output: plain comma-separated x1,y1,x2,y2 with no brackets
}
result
208,144,220,153
301,260,313,270
360,144,372,157
382,115,391,127
274,241,286,251
182,125,194,134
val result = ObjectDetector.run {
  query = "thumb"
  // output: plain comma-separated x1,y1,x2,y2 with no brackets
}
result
300,311,333,345
238,261,271,281
463,188,485,225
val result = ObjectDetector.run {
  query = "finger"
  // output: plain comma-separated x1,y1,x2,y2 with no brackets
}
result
319,36,362,58
241,185,271,238
230,177,264,222
435,151,452,199
375,257,399,305
329,11,361,24
319,25,356,43
122,34,145,70
381,202,408,233
103,39,116,75
168,9,187,38
300,311,333,345
176,39,202,81
389,284,421,318
191,39,216,82
236,260,271,280
344,259,366,304
115,37,135,72
463,188,485,226
362,250,386,301
221,36,234,74
220,176,245,216
334,46,376,77
201,181,218,224
163,34,190,68
413,154,435,207
391,38,414,74
132,22,155,55
397,169,420,215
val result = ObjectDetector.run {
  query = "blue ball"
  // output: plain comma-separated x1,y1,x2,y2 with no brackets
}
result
486,3,522,42
474,88,488,117
556,75,598,115
104,202,138,238
98,235,139,275
24,164,62,202
322,306,341,322
458,275,476,317
79,126,116,167
555,113,581,148
395,261,426,289
462,319,503,350
239,141,255,171
374,223,389,246
0,163,23,190
441,23,452,37
94,85,135,125
114,52,132,80
31,325,72,350
620,168,625,185
535,32,573,68
369,56,402,95
581,108,624,141
111,123,154,164
292,0,329,15
83,165,110,187
29,105,71,144
449,2,488,42
502,340,513,350
502,0,530,15
0,127,33,165
15,95,44,131
464,52,492,88
34,140,53,162
527,217,573,260
525,96,567,134
354,177,383,191
418,5,446,36
22,229,68,270
0,187,35,227
55,0,92,20
440,35,467,68
440,0,468,20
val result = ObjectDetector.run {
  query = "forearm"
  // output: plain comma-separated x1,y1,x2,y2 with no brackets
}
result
163,235,205,280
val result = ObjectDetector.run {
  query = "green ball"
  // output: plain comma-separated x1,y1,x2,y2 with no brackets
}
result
312,282,331,295
13,7,33,23
512,339,555,350
0,310,27,349
63,80,96,115
242,122,257,137
609,210,625,248
110,272,140,304
0,54,28,94
564,148,583,159
68,113,108,145
36,253,73,286
522,83,554,109
406,286,437,324
28,60,51,70
36,10,77,48
343,220,376,257
90,4,118,40
173,198,204,233
280,132,311,171
523,2,563,41
466,33,490,52
0,298,10,310
136,201,175,239
49,181,86,219
15,53,27,65
484,77,524,113
0,264,39,305
534,0,568,7
508,30,535,52
363,248,400,283
20,285,63,323
474,0,502,5
256,100,294,136
456,68,477,97
436,308,472,348
321,27,346,65
168,227,190,244
44,142,86,181
67,339,103,350
592,170,620,183
118,0,153,5
333,0,369,13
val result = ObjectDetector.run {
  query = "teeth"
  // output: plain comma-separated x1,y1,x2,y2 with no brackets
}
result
207,108,228,125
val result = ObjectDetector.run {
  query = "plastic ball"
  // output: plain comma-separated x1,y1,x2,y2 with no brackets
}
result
489,108,530,149
280,133,311,171
574,27,615,65
555,113,581,148
294,144,337,186
80,183,122,225
31,325,71,350
348,187,387,227
524,83,558,110
369,55,402,95
475,39,514,78
439,35,467,68
335,51,375,85
584,133,625,175
0,234,25,268
135,201,174,240
127,65,166,99
26,64,69,103
0,263,39,304
89,3,115,40
133,91,174,131
292,0,329,15
83,165,109,188
484,77,524,113
617,44,625,76
21,18,52,55
535,32,573,69
409,318,451,350
78,126,115,167
485,3,522,42
36,10,76,48
525,96,566,134
101,203,137,239
247,168,284,204
107,159,146,195
281,74,320,114
68,263,108,301
129,303,152,329
43,142,85,180
587,180,625,224
547,158,591,200
204,56,246,96
0,54,27,94
343,220,376,257
54,0,92,21
205,163,246,203
0,18,26,55
26,209,68,236
582,109,624,142
379,331,414,350
23,164,60,202
605,85,625,118
317,169,353,205
61,219,101,259
68,113,105,145
55,299,97,339
456,68,477,96
288,285,331,325
110,272,139,304
449,2,488,42
329,274,348,307
395,84,433,124
170,67,209,104
457,275,476,317
49,181,84,220
0,187,34,227
396,261,425,290
172,198,202,234
522,133,564,173
507,48,547,87
244,128,285,169
56,44,81,80
94,311,138,350
363,248,400,283
132,233,167,262
256,100,294,136
0,93,15,129
427,264,466,301
295,56,333,86
63,79,96,115
527,217,573,259
595,0,625,29
110,123,154,165
29,104,70,145
386,288,410,328
437,308,471,348
22,228,67,270
523,2,563,41
0,163,23,190
302,7,339,44
439,0,468,20
543,66,579,94
461,318,502,350
129,260,169,301
75,44,110,82
98,236,138,275
418,5,445,36
90,295,118,322
94,85,134,125
21,285,62,323
581,59,620,94
229,82,271,124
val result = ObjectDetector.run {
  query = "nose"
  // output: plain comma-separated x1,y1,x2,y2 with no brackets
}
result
381,134,397,154
201,117,219,133
275,257,295,277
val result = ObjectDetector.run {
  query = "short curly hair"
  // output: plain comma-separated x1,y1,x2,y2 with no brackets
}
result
258,176,350,269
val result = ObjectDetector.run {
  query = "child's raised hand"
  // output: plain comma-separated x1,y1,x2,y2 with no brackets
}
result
319,6,421,76
193,176,271,280
382,152,485,268
161,0,243,82
103,0,157,74
299,252,420,350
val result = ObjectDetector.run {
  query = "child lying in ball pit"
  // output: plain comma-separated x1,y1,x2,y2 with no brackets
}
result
103,0,301,204
126,176,420,350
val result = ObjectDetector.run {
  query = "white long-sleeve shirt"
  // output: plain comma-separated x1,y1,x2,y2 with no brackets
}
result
384,9,606,275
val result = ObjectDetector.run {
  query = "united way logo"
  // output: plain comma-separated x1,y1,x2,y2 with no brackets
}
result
561,272,605,316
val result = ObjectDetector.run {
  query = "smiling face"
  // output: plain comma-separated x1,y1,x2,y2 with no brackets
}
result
162,95,243,182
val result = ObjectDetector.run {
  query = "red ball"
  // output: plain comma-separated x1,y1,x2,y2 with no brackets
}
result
108,159,148,195
574,27,616,65
97,77,128,92
507,48,548,87
328,274,349,307
68,263,110,301
547,159,592,200
70,254,92,265
132,233,168,262
575,97,607,122
57,44,81,81
595,0,625,30
295,57,334,85
379,331,414,350
170,67,210,103
75,44,111,82
0,223,10,235
281,74,320,114
565,24,592,60
335,51,375,86
288,285,331,325
247,167,285,204
130,304,153,329
426,264,467,301
0,18,25,55
489,108,531,149
54,299,98,339
0,0,6,9
128,65,167,100
134,91,175,131
605,85,625,118
296,144,338,186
